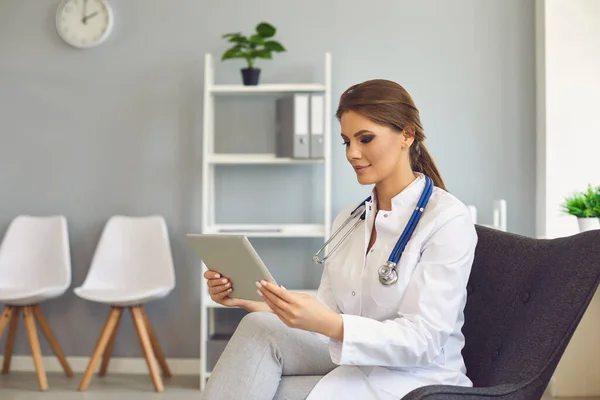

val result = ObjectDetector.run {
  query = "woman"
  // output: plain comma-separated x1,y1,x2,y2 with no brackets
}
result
200,79,477,400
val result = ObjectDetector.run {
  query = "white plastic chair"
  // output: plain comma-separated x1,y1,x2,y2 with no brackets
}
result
74,215,175,392
0,215,74,391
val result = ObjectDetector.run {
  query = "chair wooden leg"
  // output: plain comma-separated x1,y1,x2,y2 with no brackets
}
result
98,309,122,377
0,306,15,374
0,306,14,339
32,305,74,377
23,306,48,391
140,307,172,378
130,306,164,392
78,307,123,391
2,306,21,374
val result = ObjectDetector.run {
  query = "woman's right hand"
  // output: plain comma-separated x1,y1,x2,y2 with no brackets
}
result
203,270,273,313
204,270,245,308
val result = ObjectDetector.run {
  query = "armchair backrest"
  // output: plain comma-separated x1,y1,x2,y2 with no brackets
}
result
462,226,600,395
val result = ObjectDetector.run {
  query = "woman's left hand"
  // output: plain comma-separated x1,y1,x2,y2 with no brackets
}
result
256,280,343,341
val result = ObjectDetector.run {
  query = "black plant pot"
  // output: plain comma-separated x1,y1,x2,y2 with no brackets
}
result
241,67,261,86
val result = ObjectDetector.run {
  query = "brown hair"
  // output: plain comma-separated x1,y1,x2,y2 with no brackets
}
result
335,79,446,191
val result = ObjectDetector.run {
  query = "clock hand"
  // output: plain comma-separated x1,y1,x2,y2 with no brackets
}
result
82,0,88,24
82,11,98,24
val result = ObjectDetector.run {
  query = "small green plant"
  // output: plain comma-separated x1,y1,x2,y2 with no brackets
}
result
221,22,286,69
561,184,600,218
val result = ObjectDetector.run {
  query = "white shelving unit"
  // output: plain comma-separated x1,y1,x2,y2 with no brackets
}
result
198,52,333,388
467,200,508,232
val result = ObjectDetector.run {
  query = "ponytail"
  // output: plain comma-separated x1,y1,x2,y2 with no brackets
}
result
411,142,446,191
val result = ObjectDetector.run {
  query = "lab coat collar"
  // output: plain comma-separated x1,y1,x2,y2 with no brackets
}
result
366,172,426,214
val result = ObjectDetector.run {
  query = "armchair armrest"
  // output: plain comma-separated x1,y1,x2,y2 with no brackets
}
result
402,382,529,400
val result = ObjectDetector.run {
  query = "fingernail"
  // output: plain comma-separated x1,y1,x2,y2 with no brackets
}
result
228,288,232,292
281,286,287,290
261,280,267,286
257,289,263,297
222,279,227,284
225,283,230,288
215,274,220,278
255,281,261,288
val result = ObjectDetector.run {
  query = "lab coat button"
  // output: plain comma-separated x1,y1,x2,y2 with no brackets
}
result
352,291,356,296
383,213,388,218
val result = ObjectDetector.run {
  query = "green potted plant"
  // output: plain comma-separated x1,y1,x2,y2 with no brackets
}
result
221,22,286,86
561,184,600,232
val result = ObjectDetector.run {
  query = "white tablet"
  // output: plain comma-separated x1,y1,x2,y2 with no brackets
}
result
186,234,277,303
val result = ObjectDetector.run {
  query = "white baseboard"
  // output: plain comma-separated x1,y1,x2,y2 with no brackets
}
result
0,356,200,376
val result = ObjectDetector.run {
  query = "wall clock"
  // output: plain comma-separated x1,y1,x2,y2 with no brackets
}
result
56,0,114,49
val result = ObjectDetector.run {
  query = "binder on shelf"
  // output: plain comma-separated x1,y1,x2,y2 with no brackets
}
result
309,94,325,159
275,94,310,158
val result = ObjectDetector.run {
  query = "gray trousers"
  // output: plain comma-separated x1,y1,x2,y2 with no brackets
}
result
200,312,338,400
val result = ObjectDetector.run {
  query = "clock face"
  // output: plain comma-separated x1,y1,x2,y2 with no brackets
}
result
56,0,114,49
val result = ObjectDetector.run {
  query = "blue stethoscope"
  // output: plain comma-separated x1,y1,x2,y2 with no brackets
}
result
313,175,434,285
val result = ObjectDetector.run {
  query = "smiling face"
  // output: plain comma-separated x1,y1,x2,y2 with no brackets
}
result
340,110,414,186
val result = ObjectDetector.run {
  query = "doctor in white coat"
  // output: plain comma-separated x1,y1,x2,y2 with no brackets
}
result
200,78,478,400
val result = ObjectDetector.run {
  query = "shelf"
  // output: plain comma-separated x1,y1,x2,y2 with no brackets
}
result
203,224,326,237
209,83,326,94
205,290,318,308
208,153,324,165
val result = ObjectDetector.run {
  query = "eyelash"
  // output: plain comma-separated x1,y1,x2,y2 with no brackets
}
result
341,136,374,146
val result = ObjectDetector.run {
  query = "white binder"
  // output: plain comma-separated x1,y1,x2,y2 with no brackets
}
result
309,94,325,159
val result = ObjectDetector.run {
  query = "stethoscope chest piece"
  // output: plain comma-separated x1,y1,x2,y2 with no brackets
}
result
313,175,434,286
378,261,398,285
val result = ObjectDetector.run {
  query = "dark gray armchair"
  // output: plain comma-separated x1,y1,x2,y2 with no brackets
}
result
403,225,600,399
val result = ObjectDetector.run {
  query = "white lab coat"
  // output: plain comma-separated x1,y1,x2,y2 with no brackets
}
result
306,173,478,400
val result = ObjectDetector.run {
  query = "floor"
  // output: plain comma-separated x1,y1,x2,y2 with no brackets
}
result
0,372,599,399
0,372,200,399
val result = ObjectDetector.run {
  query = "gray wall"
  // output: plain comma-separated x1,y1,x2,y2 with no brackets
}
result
0,0,535,359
